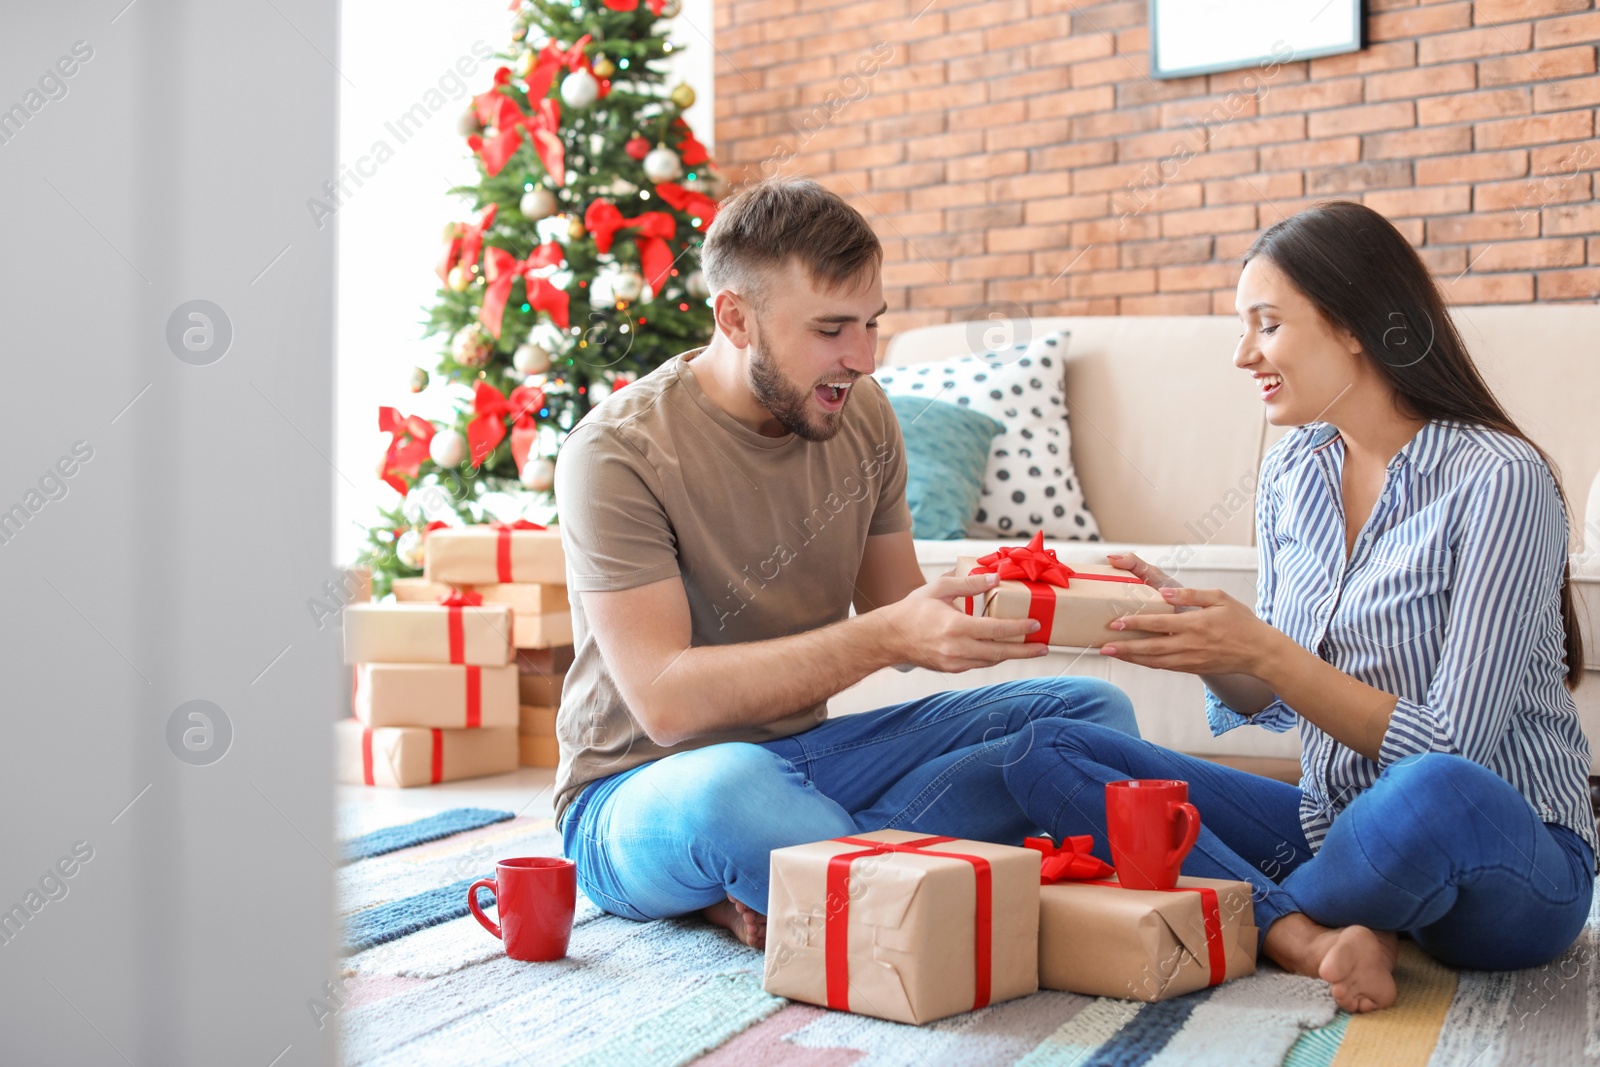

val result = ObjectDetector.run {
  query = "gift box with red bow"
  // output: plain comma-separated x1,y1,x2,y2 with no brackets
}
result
351,662,519,730
392,577,572,650
951,532,1173,649
1025,836,1257,1002
762,829,1040,1025
342,591,514,666
423,521,566,586
335,718,518,788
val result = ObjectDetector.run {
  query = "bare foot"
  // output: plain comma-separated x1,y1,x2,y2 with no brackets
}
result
701,894,767,950
1264,912,1399,1014
1316,926,1400,1014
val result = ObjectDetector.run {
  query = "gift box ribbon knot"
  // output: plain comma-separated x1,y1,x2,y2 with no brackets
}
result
490,519,549,583
966,532,1145,644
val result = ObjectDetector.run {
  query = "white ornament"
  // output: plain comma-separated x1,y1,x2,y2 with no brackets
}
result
513,342,551,375
685,269,709,300
429,428,467,468
643,145,683,183
395,529,425,570
520,187,558,220
451,324,493,367
588,273,616,308
559,68,600,109
612,268,644,302
588,379,612,400
520,456,556,492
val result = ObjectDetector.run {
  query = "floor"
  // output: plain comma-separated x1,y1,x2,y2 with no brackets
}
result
337,766,558,837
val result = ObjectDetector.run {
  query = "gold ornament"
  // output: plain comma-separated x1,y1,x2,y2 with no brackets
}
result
567,217,587,240
447,266,469,292
592,56,615,78
442,221,463,243
670,82,696,109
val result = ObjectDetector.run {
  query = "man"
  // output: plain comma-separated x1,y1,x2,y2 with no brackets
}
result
552,177,1137,948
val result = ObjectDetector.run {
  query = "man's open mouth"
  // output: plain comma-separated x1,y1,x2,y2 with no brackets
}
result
815,381,852,412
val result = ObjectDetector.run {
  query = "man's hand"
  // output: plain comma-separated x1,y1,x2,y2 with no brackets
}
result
873,572,1052,673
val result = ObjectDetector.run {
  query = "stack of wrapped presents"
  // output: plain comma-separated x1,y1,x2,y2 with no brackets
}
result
337,521,570,786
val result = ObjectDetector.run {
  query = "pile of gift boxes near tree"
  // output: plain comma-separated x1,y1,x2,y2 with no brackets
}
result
338,521,570,787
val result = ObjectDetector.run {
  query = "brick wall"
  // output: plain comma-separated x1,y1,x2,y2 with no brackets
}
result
712,0,1600,338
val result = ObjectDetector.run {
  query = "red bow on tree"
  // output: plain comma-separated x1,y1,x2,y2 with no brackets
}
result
470,96,565,184
654,182,719,231
479,243,568,338
378,407,435,495
670,120,710,167
466,380,546,468
584,200,678,294
601,0,668,12
526,34,593,102
1024,836,1115,883
437,204,498,285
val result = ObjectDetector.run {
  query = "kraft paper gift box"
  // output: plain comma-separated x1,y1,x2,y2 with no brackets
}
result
335,718,518,787
763,829,1041,1025
423,522,565,585
519,704,557,736
517,645,574,674
392,578,572,650
952,532,1173,649
351,663,519,729
342,599,513,666
518,668,565,707
519,735,559,767
1037,872,1257,1002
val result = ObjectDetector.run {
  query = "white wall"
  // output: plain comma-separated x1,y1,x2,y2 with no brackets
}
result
334,0,715,565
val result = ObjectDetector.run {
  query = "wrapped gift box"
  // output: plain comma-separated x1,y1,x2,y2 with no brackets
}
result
424,523,565,585
519,704,557,736
335,719,518,787
517,645,575,675
514,610,572,650
352,663,518,729
518,668,565,707
951,533,1172,649
519,734,559,768
763,830,1040,1025
392,577,568,614
342,601,513,666
1038,874,1257,1002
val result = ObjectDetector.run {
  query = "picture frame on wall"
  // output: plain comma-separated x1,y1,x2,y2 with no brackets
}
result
1149,0,1364,80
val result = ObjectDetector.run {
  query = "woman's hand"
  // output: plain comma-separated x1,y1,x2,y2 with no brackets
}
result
1099,586,1280,677
1105,551,1184,592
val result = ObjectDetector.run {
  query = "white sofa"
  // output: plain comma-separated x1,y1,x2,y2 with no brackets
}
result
834,306,1600,771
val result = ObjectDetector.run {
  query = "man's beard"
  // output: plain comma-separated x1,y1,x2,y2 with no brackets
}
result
747,336,848,442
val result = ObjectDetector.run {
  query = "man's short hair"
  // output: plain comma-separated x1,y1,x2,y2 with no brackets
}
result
700,177,882,308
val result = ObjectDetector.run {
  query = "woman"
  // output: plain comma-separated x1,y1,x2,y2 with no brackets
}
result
1004,200,1594,1013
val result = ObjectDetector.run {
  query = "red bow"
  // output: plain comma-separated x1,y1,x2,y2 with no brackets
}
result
971,531,1147,589
437,204,498,285
377,407,435,495
469,96,564,184
654,182,719,231
526,34,593,102
1024,835,1115,883
436,588,484,608
467,381,547,468
601,0,667,12
479,243,568,338
583,200,678,294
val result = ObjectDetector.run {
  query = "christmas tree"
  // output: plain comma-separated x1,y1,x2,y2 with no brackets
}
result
358,0,723,598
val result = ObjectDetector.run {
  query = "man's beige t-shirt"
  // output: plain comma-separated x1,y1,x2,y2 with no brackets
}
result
550,347,911,824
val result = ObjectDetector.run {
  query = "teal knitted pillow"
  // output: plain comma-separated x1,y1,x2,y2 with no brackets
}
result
888,394,1006,540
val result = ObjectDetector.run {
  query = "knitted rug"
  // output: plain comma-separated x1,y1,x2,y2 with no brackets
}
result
337,808,1600,1066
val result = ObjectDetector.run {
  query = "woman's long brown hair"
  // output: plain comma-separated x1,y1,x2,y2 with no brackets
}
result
1245,199,1584,689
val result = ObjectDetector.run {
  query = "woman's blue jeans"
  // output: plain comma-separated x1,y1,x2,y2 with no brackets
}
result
559,677,1139,921
1002,720,1595,971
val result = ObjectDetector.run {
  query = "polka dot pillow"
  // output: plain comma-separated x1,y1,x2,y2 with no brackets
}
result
875,331,1102,541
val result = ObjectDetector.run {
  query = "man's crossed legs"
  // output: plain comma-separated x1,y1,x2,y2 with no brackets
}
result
559,677,1138,945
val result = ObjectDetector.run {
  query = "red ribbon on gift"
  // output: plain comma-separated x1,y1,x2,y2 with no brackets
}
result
491,518,549,582
378,407,435,495
438,588,484,664
466,381,547,467
824,835,993,1014
464,665,482,728
479,243,568,338
965,531,1146,643
583,200,677,294
360,727,444,786
654,181,719,232
1024,835,1115,883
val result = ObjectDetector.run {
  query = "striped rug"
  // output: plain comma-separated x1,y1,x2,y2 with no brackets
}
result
337,808,1600,1066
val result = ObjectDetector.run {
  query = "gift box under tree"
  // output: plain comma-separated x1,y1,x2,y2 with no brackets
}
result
424,520,565,586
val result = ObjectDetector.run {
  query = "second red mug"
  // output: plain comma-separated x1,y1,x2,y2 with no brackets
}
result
1106,779,1200,891
467,857,576,962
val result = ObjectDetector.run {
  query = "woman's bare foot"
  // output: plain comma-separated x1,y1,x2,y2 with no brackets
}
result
701,895,767,950
1264,912,1399,1013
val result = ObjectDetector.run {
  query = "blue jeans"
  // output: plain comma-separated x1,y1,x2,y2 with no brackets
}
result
1002,720,1595,971
559,677,1139,920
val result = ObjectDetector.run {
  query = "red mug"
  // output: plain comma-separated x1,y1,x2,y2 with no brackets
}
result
467,857,576,962
1106,779,1200,891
